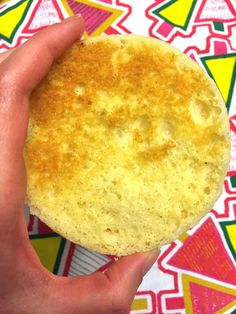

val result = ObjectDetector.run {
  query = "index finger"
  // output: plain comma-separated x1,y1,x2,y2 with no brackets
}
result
0,15,85,215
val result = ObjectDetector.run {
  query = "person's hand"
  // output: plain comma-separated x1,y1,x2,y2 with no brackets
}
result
0,15,158,314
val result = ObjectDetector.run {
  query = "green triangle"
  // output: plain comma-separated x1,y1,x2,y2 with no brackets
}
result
153,0,197,30
220,221,236,262
0,0,33,43
202,54,236,112
30,234,63,273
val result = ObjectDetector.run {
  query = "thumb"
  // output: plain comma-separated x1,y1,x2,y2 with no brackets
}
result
104,250,159,300
52,250,159,314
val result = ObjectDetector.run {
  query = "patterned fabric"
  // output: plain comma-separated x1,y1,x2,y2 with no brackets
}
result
1,0,236,313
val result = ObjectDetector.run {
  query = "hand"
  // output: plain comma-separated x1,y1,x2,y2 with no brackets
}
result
0,15,159,314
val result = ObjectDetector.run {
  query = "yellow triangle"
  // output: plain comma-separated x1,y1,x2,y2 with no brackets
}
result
225,224,236,253
0,0,29,41
30,236,62,272
157,0,195,28
205,56,236,103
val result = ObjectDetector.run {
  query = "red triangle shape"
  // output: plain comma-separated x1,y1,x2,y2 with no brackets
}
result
23,0,63,33
190,281,236,313
168,217,236,285
67,0,112,35
196,0,236,22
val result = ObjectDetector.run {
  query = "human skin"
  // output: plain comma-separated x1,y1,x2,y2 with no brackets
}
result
0,15,159,314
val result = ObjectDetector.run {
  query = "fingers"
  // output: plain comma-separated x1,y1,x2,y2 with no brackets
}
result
0,15,84,99
52,250,159,314
102,251,159,313
0,16,84,226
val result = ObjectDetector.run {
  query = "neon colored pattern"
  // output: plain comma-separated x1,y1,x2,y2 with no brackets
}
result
1,0,236,312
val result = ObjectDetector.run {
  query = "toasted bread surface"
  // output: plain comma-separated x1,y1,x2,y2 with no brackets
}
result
25,35,230,255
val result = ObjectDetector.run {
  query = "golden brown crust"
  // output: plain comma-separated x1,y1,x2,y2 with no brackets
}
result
25,35,230,255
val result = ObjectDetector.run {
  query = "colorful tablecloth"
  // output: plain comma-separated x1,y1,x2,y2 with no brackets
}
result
0,0,236,313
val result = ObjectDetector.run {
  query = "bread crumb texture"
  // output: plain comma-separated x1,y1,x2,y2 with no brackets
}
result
25,35,230,255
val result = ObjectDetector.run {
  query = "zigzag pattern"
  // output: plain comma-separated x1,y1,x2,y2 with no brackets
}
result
1,0,236,312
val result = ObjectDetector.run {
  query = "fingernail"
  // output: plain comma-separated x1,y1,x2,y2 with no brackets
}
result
142,249,159,276
61,14,82,23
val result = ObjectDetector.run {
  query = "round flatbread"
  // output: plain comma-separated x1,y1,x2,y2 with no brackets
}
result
25,35,230,256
